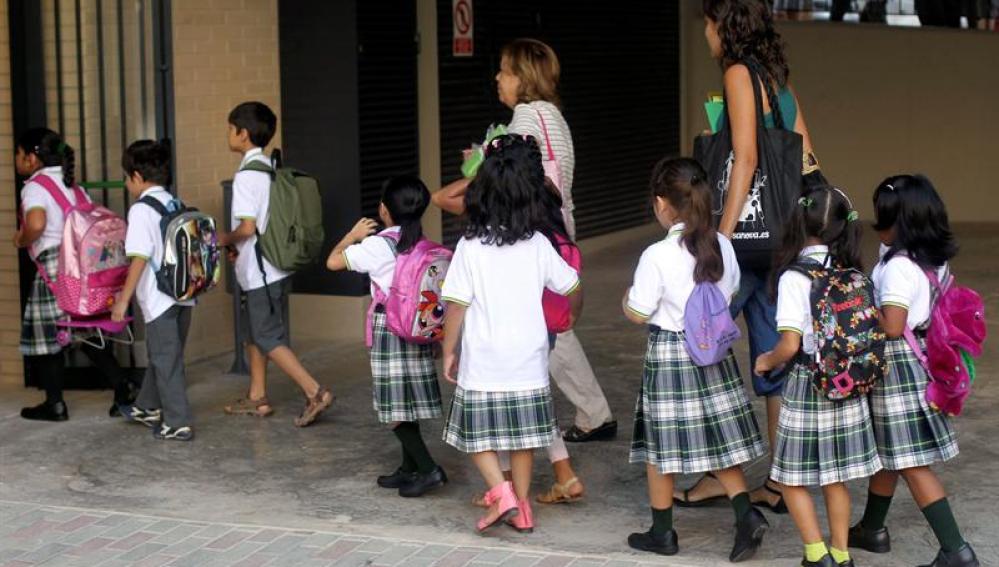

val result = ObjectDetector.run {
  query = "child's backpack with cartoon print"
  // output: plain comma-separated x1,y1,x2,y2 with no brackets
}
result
790,258,887,401
139,196,221,302
367,233,451,345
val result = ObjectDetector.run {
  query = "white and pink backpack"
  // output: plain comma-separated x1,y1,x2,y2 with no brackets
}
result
30,175,129,317
365,233,451,346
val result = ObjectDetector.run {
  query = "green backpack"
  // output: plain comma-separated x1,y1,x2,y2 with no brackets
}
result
240,156,324,274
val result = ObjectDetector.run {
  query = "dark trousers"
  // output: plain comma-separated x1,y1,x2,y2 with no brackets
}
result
135,305,193,427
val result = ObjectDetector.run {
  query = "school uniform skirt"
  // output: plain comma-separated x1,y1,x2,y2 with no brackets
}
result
629,329,766,475
443,385,556,454
871,337,959,471
20,249,67,356
370,310,442,423
771,362,882,487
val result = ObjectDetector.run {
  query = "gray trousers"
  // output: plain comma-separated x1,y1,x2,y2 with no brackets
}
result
136,305,193,427
549,329,613,430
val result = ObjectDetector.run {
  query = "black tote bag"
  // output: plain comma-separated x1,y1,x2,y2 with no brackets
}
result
693,61,803,270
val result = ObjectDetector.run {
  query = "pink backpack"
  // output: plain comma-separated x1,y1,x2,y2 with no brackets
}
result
542,233,581,334
365,233,452,346
903,266,987,416
31,175,129,317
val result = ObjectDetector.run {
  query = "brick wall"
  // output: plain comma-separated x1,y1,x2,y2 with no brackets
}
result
0,0,23,386
170,0,282,361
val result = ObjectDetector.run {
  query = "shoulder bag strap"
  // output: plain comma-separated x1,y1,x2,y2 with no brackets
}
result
535,108,557,161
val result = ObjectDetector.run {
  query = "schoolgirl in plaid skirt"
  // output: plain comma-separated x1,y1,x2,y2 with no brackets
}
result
756,187,881,567
848,176,979,567
623,158,769,562
328,176,445,499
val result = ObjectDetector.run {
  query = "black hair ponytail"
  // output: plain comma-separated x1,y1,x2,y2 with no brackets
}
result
16,127,75,186
61,144,76,188
381,175,430,254
877,174,957,270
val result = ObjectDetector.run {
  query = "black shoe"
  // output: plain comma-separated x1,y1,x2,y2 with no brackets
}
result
152,424,194,441
848,522,891,553
377,468,416,489
399,466,447,498
919,544,980,567
627,529,678,556
20,401,68,422
730,507,769,562
801,555,837,567
838,560,855,567
563,420,618,442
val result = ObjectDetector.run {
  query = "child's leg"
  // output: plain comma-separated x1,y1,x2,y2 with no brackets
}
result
35,353,65,405
902,466,967,553
821,482,851,554
268,346,322,397
145,306,193,427
509,450,533,501
80,343,132,404
646,464,674,535
393,421,438,474
548,435,585,498
246,343,268,400
784,485,828,561
712,466,753,522
471,451,506,488
858,470,900,530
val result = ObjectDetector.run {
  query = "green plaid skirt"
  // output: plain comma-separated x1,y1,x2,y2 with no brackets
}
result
20,248,67,356
871,338,958,471
771,363,882,487
630,329,765,474
443,386,556,453
370,310,442,423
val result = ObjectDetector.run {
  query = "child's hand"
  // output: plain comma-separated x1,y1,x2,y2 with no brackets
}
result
12,230,24,249
442,351,459,384
226,245,238,263
349,218,378,242
111,297,129,322
754,351,775,376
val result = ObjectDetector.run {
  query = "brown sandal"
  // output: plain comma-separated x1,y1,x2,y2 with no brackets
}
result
224,396,274,417
536,477,584,504
294,387,334,427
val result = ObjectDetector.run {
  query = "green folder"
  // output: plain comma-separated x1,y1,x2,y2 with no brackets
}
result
705,101,725,134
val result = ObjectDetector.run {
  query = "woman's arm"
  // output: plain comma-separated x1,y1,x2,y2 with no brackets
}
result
431,177,471,216
14,209,47,249
719,65,759,238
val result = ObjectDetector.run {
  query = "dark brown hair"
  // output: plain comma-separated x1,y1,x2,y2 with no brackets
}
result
500,38,561,108
703,0,790,88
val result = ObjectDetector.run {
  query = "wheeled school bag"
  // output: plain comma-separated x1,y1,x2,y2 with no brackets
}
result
31,175,129,317
790,257,887,401
139,196,221,301
903,266,986,416
367,233,451,345
239,151,324,273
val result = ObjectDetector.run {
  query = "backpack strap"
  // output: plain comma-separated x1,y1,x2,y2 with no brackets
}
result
239,157,277,312
379,233,400,257
903,264,951,373
31,174,87,215
138,195,171,217
239,159,276,179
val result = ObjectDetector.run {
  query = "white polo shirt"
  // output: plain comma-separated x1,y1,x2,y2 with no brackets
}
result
626,224,741,331
20,166,91,260
343,226,400,298
441,232,580,392
231,148,291,291
871,245,948,329
125,187,194,322
775,245,831,354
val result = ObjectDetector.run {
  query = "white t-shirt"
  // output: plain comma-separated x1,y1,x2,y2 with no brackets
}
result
343,226,400,299
20,166,91,260
508,101,576,236
441,232,580,392
871,244,948,329
626,224,741,331
231,148,291,291
125,187,195,322
775,245,831,355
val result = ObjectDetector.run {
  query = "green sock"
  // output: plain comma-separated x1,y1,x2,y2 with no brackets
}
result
650,506,673,537
921,497,965,553
829,547,850,563
731,491,752,523
393,422,436,473
860,491,893,530
804,541,828,562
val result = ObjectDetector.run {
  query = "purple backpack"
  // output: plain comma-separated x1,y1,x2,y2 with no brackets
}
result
683,282,741,366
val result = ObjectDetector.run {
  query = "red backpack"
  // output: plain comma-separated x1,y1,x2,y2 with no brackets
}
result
542,233,581,334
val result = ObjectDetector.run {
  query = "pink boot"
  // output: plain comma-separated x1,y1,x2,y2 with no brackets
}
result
476,481,519,533
506,498,534,533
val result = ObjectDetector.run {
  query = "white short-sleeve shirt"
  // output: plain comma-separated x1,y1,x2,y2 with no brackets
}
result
125,187,195,322
626,224,741,331
441,232,580,392
775,245,831,354
343,226,400,298
20,166,91,260
231,148,291,291
871,244,948,329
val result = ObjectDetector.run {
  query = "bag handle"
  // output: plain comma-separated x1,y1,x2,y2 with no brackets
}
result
535,108,557,161
902,264,950,376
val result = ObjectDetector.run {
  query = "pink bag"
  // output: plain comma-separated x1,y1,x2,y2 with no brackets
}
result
366,233,452,346
535,109,575,239
31,175,129,317
542,233,581,334
903,267,986,416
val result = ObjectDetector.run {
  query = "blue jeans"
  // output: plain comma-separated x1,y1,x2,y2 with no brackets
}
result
729,268,784,396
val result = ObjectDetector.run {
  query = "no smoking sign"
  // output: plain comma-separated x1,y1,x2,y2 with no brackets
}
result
453,0,473,57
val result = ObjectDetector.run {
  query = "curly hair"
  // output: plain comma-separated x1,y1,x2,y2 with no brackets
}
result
703,0,790,87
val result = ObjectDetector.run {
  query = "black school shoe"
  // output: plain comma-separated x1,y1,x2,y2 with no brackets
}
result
838,560,855,567
848,522,891,553
152,424,194,442
21,401,69,422
919,544,980,567
399,466,447,498
730,507,769,562
800,555,837,567
377,468,417,489
627,529,679,556
563,420,618,442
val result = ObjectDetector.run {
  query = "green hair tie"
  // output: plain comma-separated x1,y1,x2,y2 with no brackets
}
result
797,197,814,208
56,141,67,155
847,210,859,222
